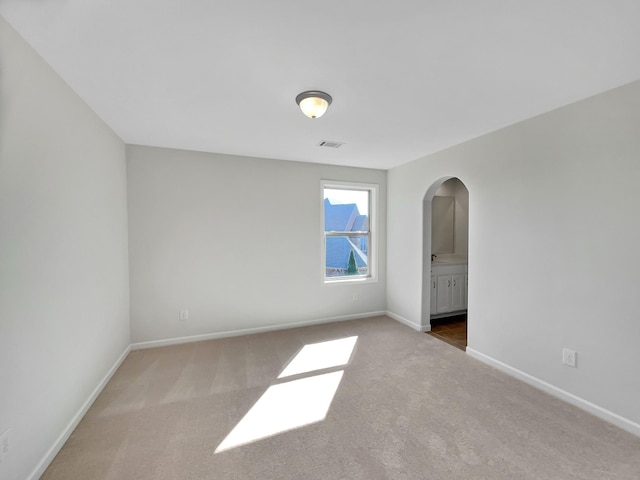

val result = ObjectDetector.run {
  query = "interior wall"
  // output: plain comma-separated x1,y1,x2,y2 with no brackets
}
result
434,178,469,255
127,145,387,343
431,196,454,254
387,80,640,430
0,18,130,480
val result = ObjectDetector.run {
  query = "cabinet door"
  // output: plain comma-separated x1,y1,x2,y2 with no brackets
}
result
436,275,451,313
430,275,437,315
450,273,465,311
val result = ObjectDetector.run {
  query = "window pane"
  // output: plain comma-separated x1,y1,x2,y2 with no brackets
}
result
325,234,369,277
323,185,372,280
324,188,369,224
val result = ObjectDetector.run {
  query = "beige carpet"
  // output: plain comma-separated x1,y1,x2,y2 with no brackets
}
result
42,316,640,479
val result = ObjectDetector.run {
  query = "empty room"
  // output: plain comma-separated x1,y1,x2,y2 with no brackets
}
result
1,2,640,479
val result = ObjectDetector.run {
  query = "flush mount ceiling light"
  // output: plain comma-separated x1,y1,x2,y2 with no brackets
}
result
295,91,332,119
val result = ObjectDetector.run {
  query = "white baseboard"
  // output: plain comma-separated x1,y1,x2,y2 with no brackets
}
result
386,311,430,332
28,345,131,480
466,347,640,438
27,320,640,480
30,312,387,478
131,311,388,350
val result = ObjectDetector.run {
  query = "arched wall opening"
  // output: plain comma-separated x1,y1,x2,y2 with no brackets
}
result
421,177,469,334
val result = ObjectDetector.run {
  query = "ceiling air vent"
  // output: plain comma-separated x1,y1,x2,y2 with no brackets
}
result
317,140,344,149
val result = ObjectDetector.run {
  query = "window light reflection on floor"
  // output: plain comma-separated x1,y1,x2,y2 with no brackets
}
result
215,371,344,453
215,336,358,453
278,336,358,378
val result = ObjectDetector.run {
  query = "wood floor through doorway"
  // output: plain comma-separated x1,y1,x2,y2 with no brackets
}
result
427,314,467,351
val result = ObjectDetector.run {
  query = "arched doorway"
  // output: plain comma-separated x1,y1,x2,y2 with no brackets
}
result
422,177,469,350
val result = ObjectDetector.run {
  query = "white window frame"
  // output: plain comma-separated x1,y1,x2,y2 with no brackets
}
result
321,180,378,284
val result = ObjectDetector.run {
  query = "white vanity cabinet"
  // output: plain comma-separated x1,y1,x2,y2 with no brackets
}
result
430,275,437,315
431,263,467,317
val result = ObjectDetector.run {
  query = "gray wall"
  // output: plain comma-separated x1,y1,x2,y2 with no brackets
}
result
387,80,640,433
0,18,130,480
3,12,639,477
431,196,455,254
433,178,469,255
127,145,387,344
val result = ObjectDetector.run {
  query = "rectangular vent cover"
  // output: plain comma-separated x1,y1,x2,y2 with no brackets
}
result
318,140,344,149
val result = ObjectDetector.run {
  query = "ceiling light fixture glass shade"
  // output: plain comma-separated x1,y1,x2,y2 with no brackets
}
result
296,91,332,119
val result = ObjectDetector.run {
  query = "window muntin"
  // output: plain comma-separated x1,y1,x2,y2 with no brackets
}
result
322,183,376,282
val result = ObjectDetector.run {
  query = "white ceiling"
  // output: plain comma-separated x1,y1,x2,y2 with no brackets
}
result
2,1,640,170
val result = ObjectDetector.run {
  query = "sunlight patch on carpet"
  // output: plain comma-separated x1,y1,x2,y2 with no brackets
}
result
215,336,358,453
215,371,344,453
278,336,358,378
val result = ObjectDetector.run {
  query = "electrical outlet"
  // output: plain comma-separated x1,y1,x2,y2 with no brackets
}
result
0,428,10,464
351,293,358,301
562,348,577,367
179,309,188,321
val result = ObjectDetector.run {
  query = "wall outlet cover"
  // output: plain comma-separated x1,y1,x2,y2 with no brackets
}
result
562,348,577,367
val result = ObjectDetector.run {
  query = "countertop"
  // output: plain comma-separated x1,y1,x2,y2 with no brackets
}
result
431,254,468,266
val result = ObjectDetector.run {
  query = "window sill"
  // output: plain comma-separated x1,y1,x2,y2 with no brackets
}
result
323,276,378,285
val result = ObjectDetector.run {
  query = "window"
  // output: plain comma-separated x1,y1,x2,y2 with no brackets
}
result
322,181,377,283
